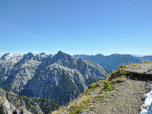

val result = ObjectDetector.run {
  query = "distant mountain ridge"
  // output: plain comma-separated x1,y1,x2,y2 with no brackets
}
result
131,54,152,61
73,53,142,70
137,55,152,61
0,51,109,106
1,53,24,60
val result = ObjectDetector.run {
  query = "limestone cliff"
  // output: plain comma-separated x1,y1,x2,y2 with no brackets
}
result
0,51,108,106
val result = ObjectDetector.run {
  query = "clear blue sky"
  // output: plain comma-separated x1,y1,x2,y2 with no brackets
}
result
0,0,152,57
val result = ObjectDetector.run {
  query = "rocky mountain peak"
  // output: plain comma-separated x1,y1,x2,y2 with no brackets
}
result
48,54,54,58
34,52,48,61
57,50,66,55
39,52,46,55
56,51,71,59
36,52,47,57
1,53,13,60
27,52,35,56
23,52,35,59
4,53,11,55
14,53,24,57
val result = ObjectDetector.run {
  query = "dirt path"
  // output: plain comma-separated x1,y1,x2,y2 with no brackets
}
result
81,78,151,114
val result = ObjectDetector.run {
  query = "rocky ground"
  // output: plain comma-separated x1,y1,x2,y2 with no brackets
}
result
52,63,152,114
80,78,151,114
125,62,152,75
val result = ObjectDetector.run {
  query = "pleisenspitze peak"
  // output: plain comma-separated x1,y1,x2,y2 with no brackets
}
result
57,50,66,55
56,51,71,58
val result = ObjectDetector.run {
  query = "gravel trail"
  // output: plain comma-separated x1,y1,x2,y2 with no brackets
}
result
81,78,151,114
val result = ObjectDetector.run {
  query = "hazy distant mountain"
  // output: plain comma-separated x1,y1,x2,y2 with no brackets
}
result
0,51,108,105
73,54,142,70
137,55,152,61
131,54,146,57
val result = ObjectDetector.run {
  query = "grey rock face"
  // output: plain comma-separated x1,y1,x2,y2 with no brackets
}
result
1,53,13,60
0,88,59,114
0,88,32,114
0,51,107,106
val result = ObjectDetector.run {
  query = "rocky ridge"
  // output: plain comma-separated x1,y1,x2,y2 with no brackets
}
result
73,54,142,70
0,51,109,106
137,55,152,61
0,88,60,114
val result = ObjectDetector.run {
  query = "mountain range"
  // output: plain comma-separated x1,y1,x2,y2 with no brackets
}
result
0,51,109,106
73,54,146,70
137,55,152,61
1,51,152,113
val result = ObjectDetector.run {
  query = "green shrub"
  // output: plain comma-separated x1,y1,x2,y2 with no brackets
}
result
88,83,100,89
119,65,124,68
118,72,125,75
104,82,111,91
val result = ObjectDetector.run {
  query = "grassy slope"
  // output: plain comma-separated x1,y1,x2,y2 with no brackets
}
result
53,61,152,114
52,66,128,113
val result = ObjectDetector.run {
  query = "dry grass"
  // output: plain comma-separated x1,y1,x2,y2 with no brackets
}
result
124,61,152,68
52,93,88,114
141,61,152,64
52,64,129,114
52,77,126,114
125,63,140,68
53,95,93,114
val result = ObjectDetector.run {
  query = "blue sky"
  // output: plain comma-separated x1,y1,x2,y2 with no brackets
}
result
0,0,152,57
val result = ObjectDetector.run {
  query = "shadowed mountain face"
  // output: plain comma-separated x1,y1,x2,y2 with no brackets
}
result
73,54,142,70
0,88,59,114
0,51,108,105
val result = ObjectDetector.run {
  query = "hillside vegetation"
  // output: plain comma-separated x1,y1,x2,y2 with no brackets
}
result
0,88,60,114
52,65,128,113
52,61,152,114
